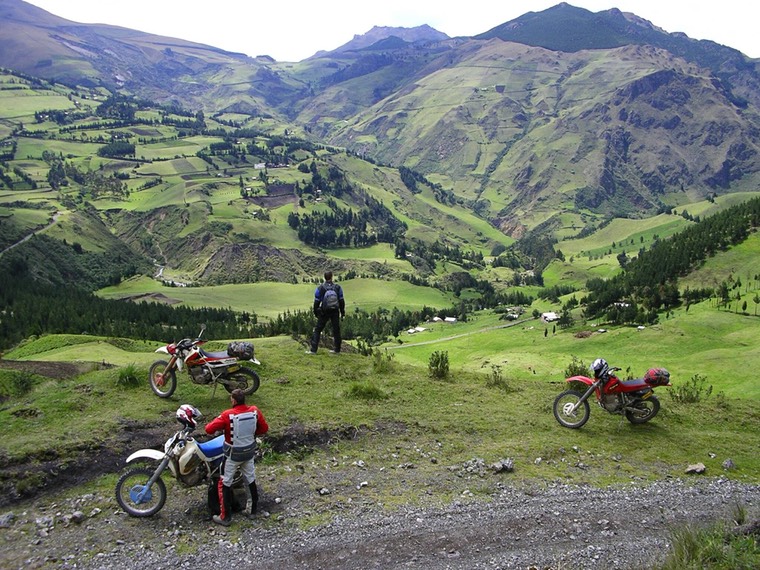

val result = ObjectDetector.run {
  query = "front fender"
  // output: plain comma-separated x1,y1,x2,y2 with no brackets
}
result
126,449,178,477
155,346,170,354
126,449,165,463
567,375,594,386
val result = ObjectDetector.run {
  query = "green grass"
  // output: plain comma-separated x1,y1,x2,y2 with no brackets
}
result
377,298,760,399
657,518,760,570
1,333,758,494
97,276,455,319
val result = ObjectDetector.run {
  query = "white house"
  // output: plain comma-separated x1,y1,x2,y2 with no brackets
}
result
542,312,559,322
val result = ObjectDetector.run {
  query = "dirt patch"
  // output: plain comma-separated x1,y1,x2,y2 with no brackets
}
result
122,292,183,305
248,193,297,208
0,360,98,380
0,420,167,508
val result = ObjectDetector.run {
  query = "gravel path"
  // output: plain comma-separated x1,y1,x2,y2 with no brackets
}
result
3,477,757,570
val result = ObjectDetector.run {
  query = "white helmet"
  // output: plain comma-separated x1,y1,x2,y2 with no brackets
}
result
590,358,609,379
176,404,202,429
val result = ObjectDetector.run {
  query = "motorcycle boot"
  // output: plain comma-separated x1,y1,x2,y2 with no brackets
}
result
247,480,259,516
213,483,233,526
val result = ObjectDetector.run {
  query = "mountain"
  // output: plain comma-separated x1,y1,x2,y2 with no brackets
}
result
0,0,293,117
2,0,760,240
313,24,449,57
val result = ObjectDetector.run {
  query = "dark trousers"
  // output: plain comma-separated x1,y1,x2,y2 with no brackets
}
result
310,310,341,352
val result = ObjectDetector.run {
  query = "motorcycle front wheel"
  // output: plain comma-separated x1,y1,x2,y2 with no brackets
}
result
223,367,260,395
149,360,177,398
553,390,591,429
115,467,168,517
625,394,660,424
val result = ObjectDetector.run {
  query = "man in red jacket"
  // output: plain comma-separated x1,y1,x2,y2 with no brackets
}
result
205,389,268,526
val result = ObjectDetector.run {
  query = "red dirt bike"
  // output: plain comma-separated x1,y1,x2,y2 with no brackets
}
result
553,358,671,428
149,325,260,398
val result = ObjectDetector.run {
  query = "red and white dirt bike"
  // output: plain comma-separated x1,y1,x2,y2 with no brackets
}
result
553,358,671,428
149,325,260,398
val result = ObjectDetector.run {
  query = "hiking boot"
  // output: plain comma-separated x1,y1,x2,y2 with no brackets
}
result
305,350,317,355
212,514,232,527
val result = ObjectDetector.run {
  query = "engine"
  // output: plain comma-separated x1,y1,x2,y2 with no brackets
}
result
177,443,208,486
189,366,212,384
600,393,621,412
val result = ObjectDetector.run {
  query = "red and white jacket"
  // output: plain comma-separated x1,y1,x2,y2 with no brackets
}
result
205,403,268,445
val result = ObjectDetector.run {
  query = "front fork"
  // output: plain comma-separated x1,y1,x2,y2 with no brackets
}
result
569,381,599,413
134,456,171,504
156,356,178,385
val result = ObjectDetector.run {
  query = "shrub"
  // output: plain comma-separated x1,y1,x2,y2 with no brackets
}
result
485,365,517,393
0,369,35,401
428,351,449,379
670,373,712,404
564,355,588,378
116,363,141,389
355,338,373,357
371,349,395,373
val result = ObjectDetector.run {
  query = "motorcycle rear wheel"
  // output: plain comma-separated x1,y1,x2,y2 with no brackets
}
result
553,390,591,429
223,367,260,395
115,467,168,517
625,394,660,424
149,360,177,398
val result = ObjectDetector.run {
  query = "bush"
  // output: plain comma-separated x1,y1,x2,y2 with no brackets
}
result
116,363,141,389
564,355,588,378
428,351,449,379
355,338,373,357
485,365,517,393
371,349,395,373
0,369,35,401
670,373,712,404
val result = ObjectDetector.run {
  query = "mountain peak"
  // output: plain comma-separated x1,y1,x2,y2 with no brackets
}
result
314,24,449,56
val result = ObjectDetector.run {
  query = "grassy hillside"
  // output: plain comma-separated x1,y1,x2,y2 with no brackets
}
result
0,330,757,519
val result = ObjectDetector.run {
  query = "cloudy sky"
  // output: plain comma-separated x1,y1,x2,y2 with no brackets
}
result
23,0,760,62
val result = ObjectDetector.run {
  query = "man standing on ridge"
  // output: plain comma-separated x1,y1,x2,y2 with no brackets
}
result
307,270,345,354
205,389,268,526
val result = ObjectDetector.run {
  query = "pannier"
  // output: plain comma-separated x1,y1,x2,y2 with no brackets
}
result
227,341,254,360
644,367,670,386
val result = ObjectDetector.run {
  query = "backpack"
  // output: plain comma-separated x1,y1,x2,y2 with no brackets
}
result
224,410,258,461
321,283,340,311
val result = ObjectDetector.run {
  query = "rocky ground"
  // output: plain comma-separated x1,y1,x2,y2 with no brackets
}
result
2,462,759,570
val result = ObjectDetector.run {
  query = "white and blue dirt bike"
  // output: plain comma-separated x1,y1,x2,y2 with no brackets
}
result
115,405,246,517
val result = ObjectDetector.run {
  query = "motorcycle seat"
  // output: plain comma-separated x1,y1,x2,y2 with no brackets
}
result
198,434,225,457
618,378,649,390
200,348,233,360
